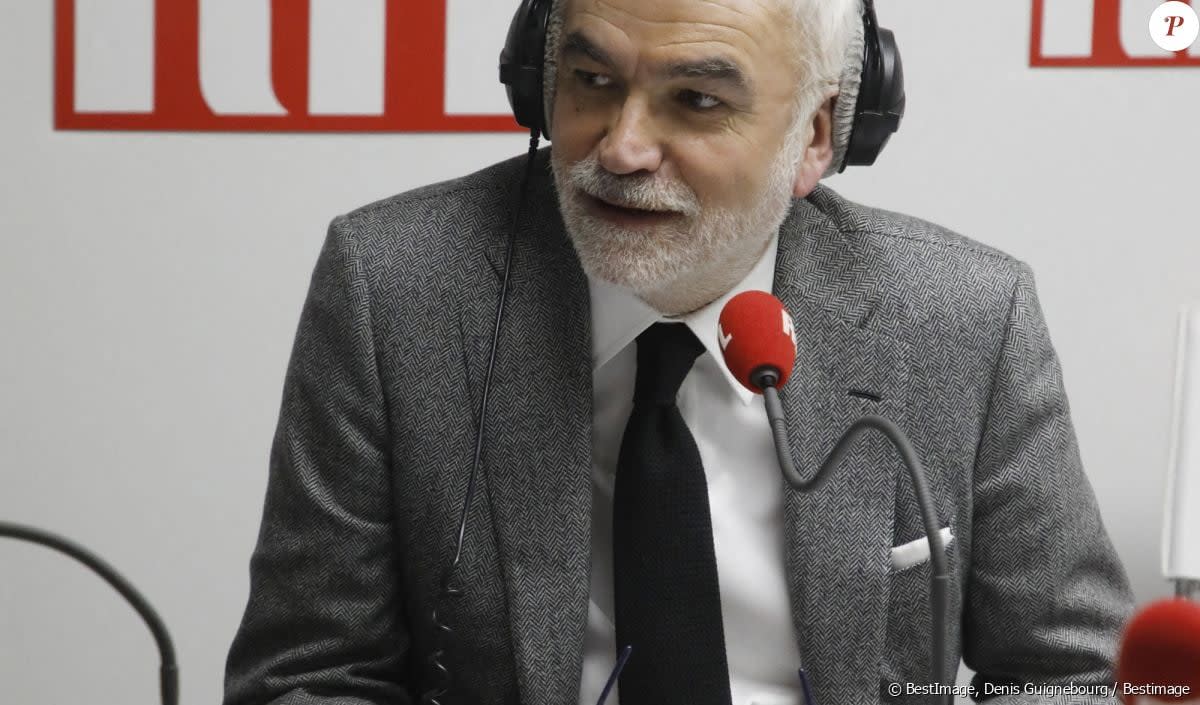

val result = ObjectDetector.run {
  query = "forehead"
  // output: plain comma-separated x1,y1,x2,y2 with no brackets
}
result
561,0,795,75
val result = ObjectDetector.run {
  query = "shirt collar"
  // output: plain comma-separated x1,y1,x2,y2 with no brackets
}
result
587,233,780,406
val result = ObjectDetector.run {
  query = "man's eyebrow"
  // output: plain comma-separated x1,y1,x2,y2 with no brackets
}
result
661,58,752,94
562,31,615,67
561,30,752,95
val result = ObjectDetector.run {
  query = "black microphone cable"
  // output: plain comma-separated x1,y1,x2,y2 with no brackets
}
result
750,369,951,705
421,127,542,705
0,520,179,705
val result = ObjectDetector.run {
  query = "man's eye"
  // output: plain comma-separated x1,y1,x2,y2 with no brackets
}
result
679,90,723,111
574,69,613,88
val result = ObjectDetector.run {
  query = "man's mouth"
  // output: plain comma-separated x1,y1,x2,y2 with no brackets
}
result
582,193,681,226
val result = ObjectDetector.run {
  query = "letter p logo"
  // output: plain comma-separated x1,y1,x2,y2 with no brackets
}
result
1150,2,1199,51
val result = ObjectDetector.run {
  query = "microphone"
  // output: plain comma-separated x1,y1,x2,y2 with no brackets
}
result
717,290,951,705
717,289,798,393
1164,305,1200,599
1116,598,1200,704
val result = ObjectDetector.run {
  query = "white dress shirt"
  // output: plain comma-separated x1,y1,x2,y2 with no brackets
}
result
576,233,806,705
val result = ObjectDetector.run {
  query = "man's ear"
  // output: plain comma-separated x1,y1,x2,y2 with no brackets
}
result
792,90,838,198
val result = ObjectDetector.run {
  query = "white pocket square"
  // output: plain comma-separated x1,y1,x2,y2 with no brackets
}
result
889,526,954,572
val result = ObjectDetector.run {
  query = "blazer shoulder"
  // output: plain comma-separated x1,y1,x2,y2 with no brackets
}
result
804,184,1022,273
800,185,1032,349
316,151,541,289
804,184,1033,297
341,150,531,232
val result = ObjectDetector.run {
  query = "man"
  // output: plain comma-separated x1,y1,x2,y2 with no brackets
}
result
224,0,1134,703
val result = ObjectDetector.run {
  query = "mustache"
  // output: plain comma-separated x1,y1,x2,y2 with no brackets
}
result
565,157,701,217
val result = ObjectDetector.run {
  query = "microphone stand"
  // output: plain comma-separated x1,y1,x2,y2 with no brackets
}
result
0,520,179,705
752,370,951,705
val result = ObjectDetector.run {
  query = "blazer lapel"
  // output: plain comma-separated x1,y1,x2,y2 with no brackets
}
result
772,192,912,700
460,153,594,705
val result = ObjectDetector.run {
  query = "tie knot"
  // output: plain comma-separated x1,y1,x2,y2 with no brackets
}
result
634,322,705,405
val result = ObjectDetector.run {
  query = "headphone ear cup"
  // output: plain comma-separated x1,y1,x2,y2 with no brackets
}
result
874,28,905,134
499,0,554,138
842,7,905,169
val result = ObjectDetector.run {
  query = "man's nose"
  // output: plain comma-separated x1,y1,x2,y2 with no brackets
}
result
597,97,663,175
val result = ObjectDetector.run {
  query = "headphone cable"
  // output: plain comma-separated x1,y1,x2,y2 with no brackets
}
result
422,127,542,705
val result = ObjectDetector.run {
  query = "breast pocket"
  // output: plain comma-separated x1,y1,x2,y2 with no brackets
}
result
880,525,959,690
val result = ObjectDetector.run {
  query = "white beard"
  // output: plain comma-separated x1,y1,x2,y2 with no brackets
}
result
551,143,801,304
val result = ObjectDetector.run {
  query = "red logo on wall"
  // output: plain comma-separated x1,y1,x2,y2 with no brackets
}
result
1031,0,1200,67
54,0,522,132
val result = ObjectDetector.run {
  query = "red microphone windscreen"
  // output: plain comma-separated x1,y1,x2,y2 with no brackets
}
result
1116,598,1200,703
717,290,797,394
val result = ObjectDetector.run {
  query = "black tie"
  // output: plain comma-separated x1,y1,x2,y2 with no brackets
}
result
612,322,733,705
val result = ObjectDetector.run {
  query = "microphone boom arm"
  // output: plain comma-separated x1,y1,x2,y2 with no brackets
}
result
0,520,178,705
760,383,951,705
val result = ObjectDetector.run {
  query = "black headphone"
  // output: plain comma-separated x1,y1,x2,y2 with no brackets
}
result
499,0,904,172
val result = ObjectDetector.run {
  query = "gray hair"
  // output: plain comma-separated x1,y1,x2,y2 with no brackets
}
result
541,0,865,179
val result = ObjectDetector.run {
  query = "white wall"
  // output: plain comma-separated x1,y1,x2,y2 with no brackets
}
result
1,2,1196,703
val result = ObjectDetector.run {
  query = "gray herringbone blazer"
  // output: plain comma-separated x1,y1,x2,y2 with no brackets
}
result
223,149,1133,705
